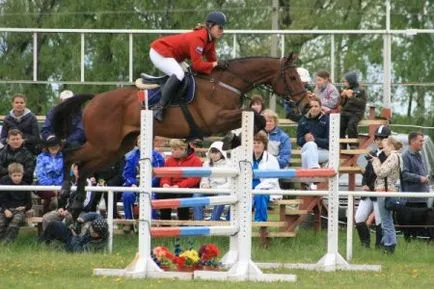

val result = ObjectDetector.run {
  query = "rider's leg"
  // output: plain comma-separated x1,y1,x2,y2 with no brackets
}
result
149,48,184,122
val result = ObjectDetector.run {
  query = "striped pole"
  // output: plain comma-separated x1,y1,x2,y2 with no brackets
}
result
153,167,239,178
153,167,336,179
253,168,336,179
152,195,237,209
151,226,238,237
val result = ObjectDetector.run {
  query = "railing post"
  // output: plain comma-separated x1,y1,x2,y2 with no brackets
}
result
107,190,114,253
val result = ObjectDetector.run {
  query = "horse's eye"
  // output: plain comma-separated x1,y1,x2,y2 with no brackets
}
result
290,76,297,81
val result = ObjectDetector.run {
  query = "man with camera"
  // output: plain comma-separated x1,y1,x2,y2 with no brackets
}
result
339,72,367,149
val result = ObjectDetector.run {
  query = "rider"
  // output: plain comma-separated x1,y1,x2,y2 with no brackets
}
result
149,11,227,122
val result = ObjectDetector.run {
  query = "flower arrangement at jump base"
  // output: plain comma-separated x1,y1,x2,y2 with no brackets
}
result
151,242,223,271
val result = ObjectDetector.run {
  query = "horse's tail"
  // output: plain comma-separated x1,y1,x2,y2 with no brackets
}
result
52,94,95,140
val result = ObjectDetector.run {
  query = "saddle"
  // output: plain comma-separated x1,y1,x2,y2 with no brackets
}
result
135,68,202,140
135,69,196,108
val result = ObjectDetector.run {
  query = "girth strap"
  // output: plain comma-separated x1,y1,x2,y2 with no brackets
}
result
180,104,204,140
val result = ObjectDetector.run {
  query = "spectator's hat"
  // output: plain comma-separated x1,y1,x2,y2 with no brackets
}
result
59,90,74,101
296,67,311,83
44,135,61,147
374,125,391,138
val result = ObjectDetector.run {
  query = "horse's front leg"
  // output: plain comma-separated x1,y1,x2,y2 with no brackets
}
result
69,175,86,221
220,109,265,150
58,160,73,209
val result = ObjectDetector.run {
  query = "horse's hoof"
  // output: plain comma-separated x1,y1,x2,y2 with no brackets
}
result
222,132,241,150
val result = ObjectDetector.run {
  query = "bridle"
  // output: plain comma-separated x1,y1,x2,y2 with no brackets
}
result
274,58,307,100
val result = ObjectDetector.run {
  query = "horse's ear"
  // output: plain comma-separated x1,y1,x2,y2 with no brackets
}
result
286,52,299,64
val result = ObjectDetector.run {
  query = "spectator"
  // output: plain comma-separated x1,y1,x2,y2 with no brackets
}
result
41,208,73,231
372,136,403,254
252,131,280,223
355,125,391,248
284,67,314,122
313,71,340,114
41,90,85,149
122,136,165,231
401,132,430,208
158,139,202,220
38,212,108,253
34,135,63,214
199,141,232,221
296,97,329,190
249,95,265,114
262,109,291,193
339,72,367,148
263,109,291,169
0,129,35,184
0,163,32,243
0,94,40,155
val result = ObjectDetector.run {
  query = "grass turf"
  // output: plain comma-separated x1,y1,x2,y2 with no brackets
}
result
1,228,433,289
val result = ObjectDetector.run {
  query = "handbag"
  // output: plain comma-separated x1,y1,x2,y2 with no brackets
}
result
384,156,406,210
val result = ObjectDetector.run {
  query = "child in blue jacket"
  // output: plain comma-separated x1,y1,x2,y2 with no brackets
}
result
35,135,64,213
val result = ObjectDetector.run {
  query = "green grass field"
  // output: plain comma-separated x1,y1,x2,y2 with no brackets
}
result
1,228,433,289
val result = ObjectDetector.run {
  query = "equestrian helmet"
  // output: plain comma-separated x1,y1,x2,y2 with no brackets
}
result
374,125,391,138
206,11,227,27
44,135,61,147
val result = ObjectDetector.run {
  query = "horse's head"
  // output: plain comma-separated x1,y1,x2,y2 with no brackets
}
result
271,53,310,120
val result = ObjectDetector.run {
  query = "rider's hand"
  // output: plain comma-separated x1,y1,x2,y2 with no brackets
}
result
215,60,229,70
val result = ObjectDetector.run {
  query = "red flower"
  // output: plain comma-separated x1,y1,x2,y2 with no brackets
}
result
199,243,220,261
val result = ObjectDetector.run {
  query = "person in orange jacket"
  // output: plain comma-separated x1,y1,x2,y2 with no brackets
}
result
149,11,227,122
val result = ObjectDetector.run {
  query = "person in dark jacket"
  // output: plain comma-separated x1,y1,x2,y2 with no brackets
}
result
0,94,40,155
40,90,85,148
297,97,329,162
339,72,367,148
355,125,391,248
401,131,430,207
39,212,108,252
296,97,330,190
0,129,35,184
0,163,32,243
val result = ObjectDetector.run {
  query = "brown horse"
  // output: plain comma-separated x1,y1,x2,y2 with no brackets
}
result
52,53,308,217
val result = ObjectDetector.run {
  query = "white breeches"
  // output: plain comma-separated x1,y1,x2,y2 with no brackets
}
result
149,48,185,81
355,198,382,225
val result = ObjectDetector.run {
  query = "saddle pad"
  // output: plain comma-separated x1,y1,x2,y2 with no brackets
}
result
146,73,196,107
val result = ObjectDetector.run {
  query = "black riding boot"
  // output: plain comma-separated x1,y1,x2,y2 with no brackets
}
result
153,75,182,122
355,222,371,248
375,224,383,249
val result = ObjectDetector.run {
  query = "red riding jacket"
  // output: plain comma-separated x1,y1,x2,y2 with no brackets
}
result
151,28,217,75
159,153,203,188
